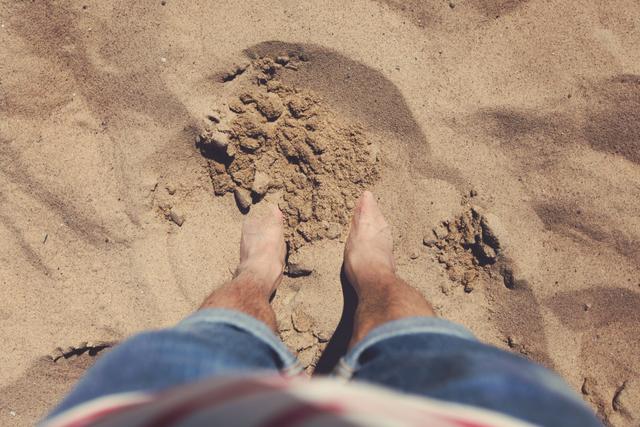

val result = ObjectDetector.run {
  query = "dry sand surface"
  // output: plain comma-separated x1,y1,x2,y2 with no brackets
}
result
1,0,639,425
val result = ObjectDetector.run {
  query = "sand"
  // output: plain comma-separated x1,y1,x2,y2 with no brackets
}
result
198,56,380,252
1,0,639,425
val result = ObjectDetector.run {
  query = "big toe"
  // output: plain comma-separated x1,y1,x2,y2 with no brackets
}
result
246,203,282,229
355,191,387,226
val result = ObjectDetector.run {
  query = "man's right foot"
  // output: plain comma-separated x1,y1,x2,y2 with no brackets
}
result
344,191,436,346
343,191,396,291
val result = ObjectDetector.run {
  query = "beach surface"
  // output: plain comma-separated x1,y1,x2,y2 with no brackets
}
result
1,0,639,425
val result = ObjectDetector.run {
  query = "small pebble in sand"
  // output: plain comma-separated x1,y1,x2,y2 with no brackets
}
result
287,251,314,277
501,265,518,289
239,92,255,104
410,251,420,260
292,306,315,333
423,236,437,247
298,346,317,367
287,262,313,277
470,189,478,197
324,222,341,240
228,100,245,114
612,379,639,419
168,209,185,226
91,341,112,349
276,55,290,65
160,57,167,63
462,270,477,293
313,329,331,343
234,188,252,211
255,93,284,121
432,223,448,240
251,171,271,197
165,184,176,195
581,377,596,395
583,303,592,311
346,199,355,210
239,136,262,152
478,243,497,263
203,130,229,151
206,109,222,123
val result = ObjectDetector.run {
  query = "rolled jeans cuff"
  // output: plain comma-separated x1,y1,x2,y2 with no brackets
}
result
175,308,303,375
335,316,477,378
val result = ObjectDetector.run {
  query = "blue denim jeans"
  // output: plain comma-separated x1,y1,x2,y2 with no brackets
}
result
48,309,601,426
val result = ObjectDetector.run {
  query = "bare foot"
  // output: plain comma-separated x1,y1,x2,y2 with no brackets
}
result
198,204,285,331
235,203,286,296
344,191,396,290
344,191,435,346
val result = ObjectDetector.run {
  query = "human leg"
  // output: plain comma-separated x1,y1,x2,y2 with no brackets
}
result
49,205,298,417
199,203,287,331
343,191,436,345
339,191,600,426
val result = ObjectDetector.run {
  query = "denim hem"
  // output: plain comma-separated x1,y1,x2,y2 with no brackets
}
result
175,308,303,376
335,316,476,378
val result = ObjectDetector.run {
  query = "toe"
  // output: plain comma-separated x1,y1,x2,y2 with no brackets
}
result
269,204,283,221
353,191,374,220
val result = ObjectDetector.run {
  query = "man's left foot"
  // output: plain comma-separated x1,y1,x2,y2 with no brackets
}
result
235,204,286,296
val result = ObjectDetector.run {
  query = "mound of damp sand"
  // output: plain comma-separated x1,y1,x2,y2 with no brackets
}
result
197,56,380,252
424,207,502,294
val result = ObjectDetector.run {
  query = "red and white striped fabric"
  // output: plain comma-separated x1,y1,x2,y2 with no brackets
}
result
43,375,536,427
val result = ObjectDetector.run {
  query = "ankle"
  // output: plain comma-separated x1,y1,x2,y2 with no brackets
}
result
234,262,282,295
347,263,397,293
